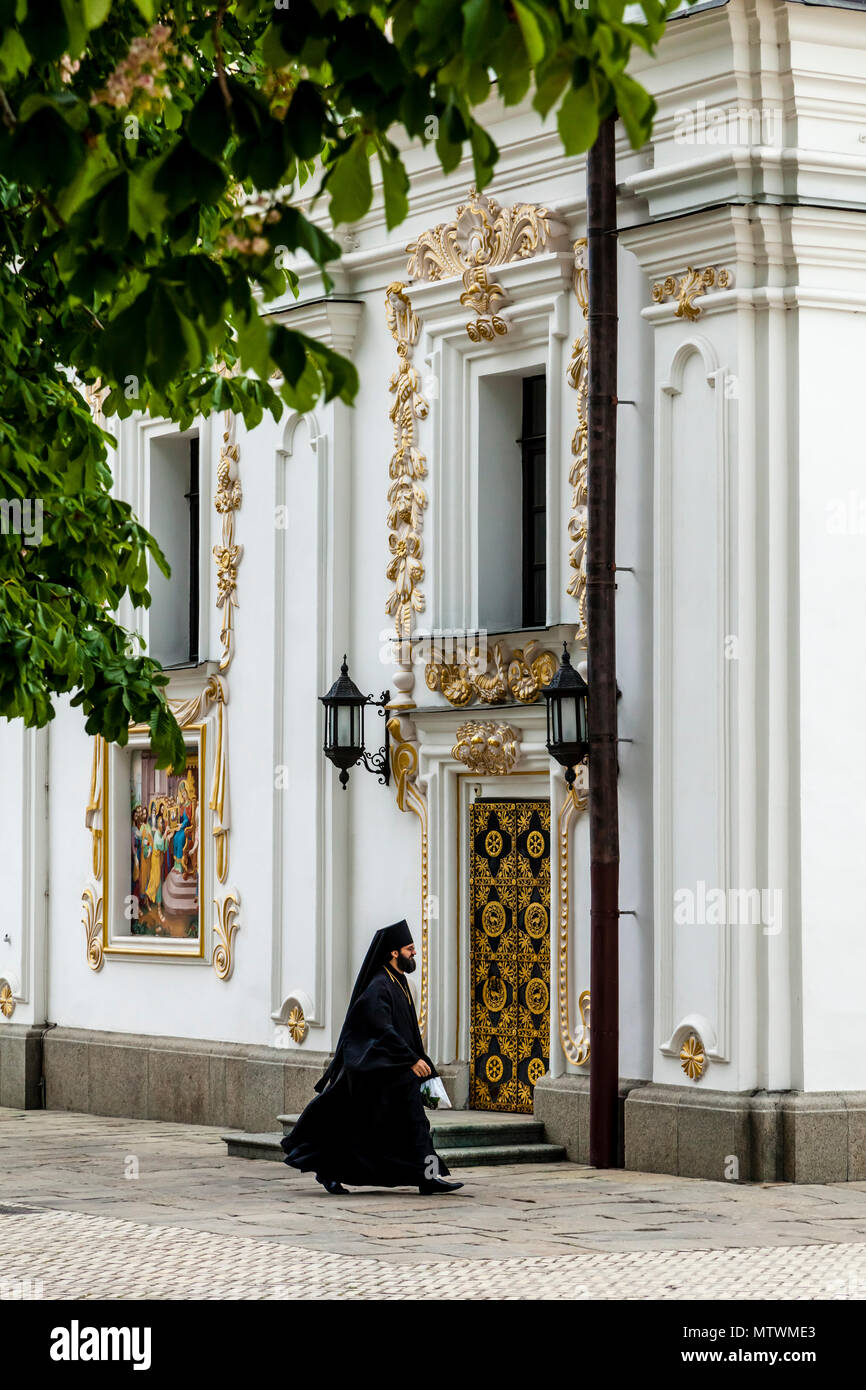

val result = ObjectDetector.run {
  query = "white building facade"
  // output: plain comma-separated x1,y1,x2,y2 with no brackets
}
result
3,0,866,1182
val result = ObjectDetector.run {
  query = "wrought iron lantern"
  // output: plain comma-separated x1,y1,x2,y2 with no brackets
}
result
320,656,390,790
542,642,589,789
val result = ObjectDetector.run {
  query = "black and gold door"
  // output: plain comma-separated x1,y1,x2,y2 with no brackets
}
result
469,799,551,1113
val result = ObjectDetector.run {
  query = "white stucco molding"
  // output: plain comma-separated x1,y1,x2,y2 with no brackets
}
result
273,988,315,1047
629,0,866,216
661,1013,720,1068
655,334,733,1073
264,297,364,357
8,726,48,1018
272,403,351,1038
623,203,866,323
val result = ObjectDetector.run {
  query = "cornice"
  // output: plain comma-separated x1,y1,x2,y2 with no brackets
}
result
263,297,364,355
624,145,866,219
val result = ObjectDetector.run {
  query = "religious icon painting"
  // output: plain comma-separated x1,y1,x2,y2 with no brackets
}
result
129,748,201,940
101,722,207,960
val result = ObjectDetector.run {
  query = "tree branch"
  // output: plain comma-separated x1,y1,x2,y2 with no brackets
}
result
213,0,233,110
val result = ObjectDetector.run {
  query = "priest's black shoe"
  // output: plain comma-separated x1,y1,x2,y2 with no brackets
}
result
418,1177,464,1195
315,1175,348,1195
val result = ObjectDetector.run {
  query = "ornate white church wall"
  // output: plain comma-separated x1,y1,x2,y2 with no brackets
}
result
797,260,866,1093
9,0,866,1162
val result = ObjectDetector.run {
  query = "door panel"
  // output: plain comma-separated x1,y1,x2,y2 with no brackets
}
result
470,799,551,1113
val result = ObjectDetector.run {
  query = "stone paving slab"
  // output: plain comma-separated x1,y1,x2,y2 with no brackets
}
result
3,1108,866,1297
1,1201,866,1299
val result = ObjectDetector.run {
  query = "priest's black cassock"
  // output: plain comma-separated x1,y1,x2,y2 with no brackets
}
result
281,921,451,1188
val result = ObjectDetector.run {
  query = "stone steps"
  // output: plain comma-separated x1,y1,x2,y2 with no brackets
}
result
223,1112,567,1168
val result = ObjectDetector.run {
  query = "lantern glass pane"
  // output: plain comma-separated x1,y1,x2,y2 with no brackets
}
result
561,696,578,746
337,704,353,748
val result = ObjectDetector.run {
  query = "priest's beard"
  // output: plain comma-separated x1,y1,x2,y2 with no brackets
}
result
396,954,417,973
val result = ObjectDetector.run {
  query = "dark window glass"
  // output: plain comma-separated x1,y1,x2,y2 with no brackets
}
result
520,375,546,627
185,436,200,664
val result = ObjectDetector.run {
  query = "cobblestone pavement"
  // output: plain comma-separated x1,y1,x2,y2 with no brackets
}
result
3,1109,866,1300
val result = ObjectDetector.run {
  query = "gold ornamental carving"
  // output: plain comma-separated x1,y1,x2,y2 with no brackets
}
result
387,714,429,1039
212,892,241,981
385,282,428,644
406,187,561,340
525,902,548,940
426,638,557,708
214,414,243,673
0,983,15,1019
85,735,104,881
453,721,521,777
482,976,508,1013
485,1054,504,1083
81,887,105,972
481,901,506,937
566,239,589,642
287,1005,307,1044
680,1033,706,1081
527,1057,546,1086
558,780,590,1066
651,266,732,321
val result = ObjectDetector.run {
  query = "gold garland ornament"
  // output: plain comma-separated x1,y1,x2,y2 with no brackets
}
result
426,638,557,708
566,239,589,642
214,413,243,673
558,781,590,1066
385,282,428,645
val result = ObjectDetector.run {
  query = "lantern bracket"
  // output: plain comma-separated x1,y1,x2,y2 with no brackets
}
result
360,694,391,786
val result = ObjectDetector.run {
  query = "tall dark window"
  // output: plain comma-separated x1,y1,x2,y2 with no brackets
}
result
185,435,199,664
149,430,201,668
519,374,547,627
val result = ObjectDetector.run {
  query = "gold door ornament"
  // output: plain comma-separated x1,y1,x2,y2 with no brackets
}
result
470,799,551,1113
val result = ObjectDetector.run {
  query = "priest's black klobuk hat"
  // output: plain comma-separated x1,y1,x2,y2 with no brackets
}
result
346,919,413,1012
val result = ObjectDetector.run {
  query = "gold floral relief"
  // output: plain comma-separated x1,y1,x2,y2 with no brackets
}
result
385,283,428,645
426,638,556,708
212,892,240,981
567,239,589,642
406,186,562,340
452,721,521,776
680,1033,706,1081
214,415,243,674
558,782,590,1067
81,887,104,972
651,265,732,321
